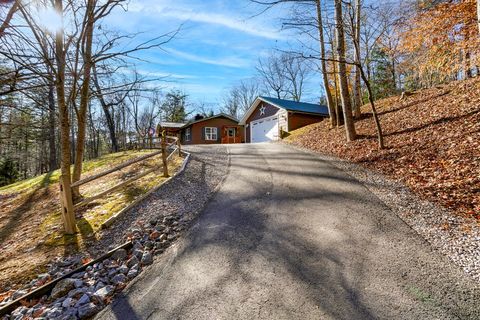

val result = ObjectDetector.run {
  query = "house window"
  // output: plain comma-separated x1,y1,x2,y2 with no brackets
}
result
204,127,217,140
185,128,191,141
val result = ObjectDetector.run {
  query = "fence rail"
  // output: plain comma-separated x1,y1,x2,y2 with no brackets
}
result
59,133,182,233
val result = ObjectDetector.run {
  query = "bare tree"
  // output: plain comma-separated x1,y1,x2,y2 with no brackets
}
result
315,0,337,127
334,0,356,141
222,79,262,118
256,52,287,99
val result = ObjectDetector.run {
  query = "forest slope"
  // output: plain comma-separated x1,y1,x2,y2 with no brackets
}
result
286,78,480,220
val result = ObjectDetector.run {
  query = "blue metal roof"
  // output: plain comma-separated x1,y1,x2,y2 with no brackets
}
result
260,96,329,116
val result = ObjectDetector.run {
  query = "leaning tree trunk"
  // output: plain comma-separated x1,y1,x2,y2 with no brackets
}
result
359,65,384,149
315,0,336,127
72,0,95,198
54,0,76,234
334,0,356,141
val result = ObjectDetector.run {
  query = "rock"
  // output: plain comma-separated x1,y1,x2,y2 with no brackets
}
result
74,279,83,288
62,307,78,319
141,252,153,265
94,285,114,300
149,230,160,240
94,282,106,291
71,271,85,279
62,297,73,308
111,248,128,261
155,224,165,232
159,234,167,241
127,267,138,279
149,219,158,226
107,269,117,278
133,249,143,259
118,265,129,274
51,278,76,299
59,257,80,267
144,241,154,250
68,287,86,298
75,293,90,307
112,273,127,285
126,255,139,268
78,303,100,319
43,306,62,318
133,241,143,250
11,290,28,300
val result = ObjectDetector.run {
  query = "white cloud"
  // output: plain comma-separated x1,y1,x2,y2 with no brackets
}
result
126,1,283,40
136,70,198,79
159,9,283,40
166,48,250,68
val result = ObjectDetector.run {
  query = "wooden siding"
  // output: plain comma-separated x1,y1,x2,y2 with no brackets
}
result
181,117,243,145
288,112,326,131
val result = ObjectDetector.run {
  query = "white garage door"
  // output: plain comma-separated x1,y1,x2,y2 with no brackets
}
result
251,116,279,143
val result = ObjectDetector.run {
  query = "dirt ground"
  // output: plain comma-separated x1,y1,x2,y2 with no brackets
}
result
0,150,182,292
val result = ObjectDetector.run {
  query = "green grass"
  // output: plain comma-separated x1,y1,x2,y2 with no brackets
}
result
0,150,154,194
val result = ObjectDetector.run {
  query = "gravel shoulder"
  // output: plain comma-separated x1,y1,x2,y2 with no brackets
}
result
286,142,480,283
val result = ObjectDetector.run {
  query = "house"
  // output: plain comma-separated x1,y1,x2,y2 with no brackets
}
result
239,96,329,143
158,121,185,136
180,113,244,145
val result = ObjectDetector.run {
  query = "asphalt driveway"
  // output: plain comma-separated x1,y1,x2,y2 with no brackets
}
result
96,143,480,320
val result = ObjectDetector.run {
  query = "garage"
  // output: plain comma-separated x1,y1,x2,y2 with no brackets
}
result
251,115,279,143
240,96,329,143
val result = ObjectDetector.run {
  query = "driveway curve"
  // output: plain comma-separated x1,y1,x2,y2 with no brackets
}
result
96,143,480,320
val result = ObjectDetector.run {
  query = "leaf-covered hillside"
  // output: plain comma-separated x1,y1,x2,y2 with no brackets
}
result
286,78,480,219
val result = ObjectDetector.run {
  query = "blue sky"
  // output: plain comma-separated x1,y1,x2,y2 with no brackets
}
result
104,0,322,111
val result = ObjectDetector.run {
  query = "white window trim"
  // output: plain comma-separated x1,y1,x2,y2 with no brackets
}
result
205,127,217,141
185,128,191,141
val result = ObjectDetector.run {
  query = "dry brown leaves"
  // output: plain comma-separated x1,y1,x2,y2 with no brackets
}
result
289,78,480,220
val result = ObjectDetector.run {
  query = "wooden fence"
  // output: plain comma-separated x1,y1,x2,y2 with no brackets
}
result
59,132,182,234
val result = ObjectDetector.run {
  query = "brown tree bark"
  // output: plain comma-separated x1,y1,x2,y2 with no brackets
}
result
315,0,336,127
352,0,362,119
0,0,19,38
334,0,356,141
72,0,95,198
54,0,76,234
48,81,57,171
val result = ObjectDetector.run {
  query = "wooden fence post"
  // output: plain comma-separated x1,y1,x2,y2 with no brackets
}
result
59,175,76,234
161,128,169,177
177,135,181,156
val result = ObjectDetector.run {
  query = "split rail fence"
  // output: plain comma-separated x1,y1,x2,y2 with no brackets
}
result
59,132,182,234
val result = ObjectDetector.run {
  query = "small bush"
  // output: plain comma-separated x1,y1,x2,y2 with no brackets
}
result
0,157,19,187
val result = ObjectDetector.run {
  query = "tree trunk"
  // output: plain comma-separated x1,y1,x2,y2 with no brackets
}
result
359,65,384,149
54,0,76,234
48,81,57,171
72,0,95,198
92,65,119,152
334,0,356,141
315,0,336,127
353,0,362,119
